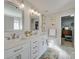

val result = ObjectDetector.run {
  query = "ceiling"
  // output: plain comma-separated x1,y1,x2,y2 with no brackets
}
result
25,0,75,15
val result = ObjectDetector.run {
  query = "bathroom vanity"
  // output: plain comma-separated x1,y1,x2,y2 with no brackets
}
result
4,1,48,59
4,34,48,59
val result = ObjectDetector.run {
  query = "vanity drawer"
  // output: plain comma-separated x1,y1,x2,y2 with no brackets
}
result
31,50,39,59
31,42,38,48
5,44,26,57
31,47,38,53
32,55,38,59
31,45,38,49
31,39,38,44
31,39,39,49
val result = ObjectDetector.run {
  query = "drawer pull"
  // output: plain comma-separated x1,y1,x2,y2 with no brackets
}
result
14,47,23,52
33,41,37,43
33,50,38,54
33,46,38,49
33,55,37,59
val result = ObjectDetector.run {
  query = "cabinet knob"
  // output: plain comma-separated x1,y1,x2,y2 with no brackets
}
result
33,41,37,43
33,46,38,49
33,50,38,54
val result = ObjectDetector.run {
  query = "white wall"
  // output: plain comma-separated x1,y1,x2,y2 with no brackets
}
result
23,2,31,31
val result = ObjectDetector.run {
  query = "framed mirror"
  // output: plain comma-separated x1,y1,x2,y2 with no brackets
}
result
4,1,24,32
30,13,39,32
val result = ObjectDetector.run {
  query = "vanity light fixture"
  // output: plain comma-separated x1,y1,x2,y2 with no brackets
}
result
19,3,24,9
14,0,25,9
18,0,24,9
29,9,41,16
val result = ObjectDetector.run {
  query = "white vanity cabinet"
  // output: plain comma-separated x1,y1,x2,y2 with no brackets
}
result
30,35,48,59
30,37,39,59
5,34,48,59
5,43,29,59
6,51,26,59
38,36,48,58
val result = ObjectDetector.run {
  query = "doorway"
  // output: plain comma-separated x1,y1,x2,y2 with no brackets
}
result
61,16,74,47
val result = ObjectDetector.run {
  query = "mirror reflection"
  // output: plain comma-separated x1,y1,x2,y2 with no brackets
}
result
4,1,23,32
30,14,39,31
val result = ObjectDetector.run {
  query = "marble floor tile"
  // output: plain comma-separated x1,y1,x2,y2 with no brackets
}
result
40,46,74,59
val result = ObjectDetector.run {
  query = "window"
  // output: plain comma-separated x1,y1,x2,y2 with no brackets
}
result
14,17,22,30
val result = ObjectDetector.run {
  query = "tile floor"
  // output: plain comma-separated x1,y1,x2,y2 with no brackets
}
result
61,38,74,47
40,39,75,59
40,46,74,59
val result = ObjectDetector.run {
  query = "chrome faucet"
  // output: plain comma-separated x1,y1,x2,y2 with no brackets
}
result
11,33,19,39
11,33,16,39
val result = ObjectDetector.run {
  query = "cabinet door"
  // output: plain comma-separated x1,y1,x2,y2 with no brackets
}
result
8,54,22,59
38,37,48,58
7,54,22,59
7,51,28,59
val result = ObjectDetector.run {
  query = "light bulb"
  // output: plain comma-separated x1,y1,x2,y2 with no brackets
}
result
29,9,41,16
19,3,24,9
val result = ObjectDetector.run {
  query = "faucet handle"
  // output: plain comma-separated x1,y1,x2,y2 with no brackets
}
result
11,33,16,39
